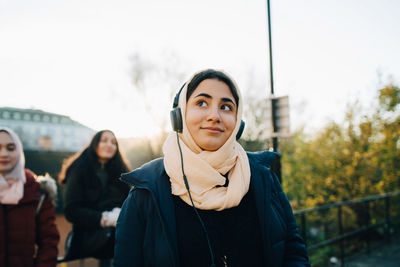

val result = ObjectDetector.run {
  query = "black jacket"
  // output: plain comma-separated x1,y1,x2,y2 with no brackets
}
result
63,158,130,229
114,151,310,267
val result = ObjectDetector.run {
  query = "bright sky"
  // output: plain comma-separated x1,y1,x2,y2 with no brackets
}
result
1,0,400,138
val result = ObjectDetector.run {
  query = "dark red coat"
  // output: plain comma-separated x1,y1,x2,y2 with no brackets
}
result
0,169,60,267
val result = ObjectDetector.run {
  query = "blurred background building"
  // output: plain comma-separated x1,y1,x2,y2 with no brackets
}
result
0,107,94,152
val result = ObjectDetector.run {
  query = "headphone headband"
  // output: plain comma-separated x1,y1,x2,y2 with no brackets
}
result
173,83,186,108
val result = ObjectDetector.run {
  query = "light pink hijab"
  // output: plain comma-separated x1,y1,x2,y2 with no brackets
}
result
0,127,26,204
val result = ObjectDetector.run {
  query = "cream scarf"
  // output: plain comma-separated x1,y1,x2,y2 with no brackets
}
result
163,76,250,211
0,127,26,205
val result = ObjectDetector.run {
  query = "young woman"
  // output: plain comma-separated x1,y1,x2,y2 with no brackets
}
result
114,69,310,267
60,130,131,266
0,127,59,267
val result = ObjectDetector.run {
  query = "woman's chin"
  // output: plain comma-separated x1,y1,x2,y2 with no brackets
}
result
198,141,224,151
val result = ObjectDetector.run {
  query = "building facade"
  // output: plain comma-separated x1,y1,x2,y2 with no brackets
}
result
0,107,94,152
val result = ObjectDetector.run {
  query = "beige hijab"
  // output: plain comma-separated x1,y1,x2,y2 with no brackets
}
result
0,127,26,204
163,71,251,211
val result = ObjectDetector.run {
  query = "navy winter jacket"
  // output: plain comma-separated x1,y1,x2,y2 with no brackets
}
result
114,151,310,267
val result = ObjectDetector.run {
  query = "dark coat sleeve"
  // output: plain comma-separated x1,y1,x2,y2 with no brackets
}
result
35,195,60,267
63,167,102,228
271,173,310,267
114,189,145,267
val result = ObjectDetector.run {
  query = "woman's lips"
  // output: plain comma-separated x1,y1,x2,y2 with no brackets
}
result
0,160,10,164
201,127,224,133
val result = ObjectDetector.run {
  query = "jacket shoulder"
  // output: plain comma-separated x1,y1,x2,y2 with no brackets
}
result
24,168,36,182
24,169,39,190
247,150,280,169
247,151,282,193
120,158,165,187
19,169,40,203
247,150,281,182
23,170,58,204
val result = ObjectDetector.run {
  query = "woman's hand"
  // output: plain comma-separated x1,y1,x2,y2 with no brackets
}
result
101,207,121,227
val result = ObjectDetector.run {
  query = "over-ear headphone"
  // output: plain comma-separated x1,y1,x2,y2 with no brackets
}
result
170,83,245,140
170,83,185,133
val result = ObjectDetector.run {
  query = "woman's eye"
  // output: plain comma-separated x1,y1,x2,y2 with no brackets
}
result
196,100,207,107
221,104,233,111
6,144,16,152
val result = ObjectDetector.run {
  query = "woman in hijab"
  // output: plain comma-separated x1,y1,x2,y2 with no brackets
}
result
114,69,310,267
0,127,59,267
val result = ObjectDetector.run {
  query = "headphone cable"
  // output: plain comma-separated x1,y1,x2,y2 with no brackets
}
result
176,132,216,267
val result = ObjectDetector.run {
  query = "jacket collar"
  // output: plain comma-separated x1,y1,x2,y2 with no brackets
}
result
120,157,164,189
121,151,279,192
18,170,40,205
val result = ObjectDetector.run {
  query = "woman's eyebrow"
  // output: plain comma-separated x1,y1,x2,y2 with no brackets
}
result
194,93,236,106
221,97,235,106
194,93,212,99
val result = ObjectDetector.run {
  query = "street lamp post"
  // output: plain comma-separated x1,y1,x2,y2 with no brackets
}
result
266,0,282,183
266,0,278,152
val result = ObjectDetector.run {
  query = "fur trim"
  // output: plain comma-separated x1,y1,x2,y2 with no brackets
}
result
37,173,58,204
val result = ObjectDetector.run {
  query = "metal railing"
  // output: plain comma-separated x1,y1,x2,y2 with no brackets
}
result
294,190,400,265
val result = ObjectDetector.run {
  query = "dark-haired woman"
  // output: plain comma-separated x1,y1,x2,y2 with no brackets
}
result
114,69,310,267
60,130,130,267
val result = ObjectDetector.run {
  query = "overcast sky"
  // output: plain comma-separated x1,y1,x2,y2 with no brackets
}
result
1,0,399,138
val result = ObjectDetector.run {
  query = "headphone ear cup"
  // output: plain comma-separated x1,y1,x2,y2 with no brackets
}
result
236,120,245,140
170,107,183,133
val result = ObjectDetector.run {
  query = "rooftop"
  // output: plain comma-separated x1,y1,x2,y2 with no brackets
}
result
0,106,88,128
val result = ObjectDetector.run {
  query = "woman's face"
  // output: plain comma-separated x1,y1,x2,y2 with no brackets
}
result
96,131,117,164
0,132,18,176
185,78,237,151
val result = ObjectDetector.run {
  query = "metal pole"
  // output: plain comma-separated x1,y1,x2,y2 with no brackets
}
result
365,201,371,254
266,0,278,152
267,0,274,96
338,206,345,266
385,196,391,243
301,213,307,245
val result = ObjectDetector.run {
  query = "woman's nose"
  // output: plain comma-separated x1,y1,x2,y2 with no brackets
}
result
207,106,221,122
0,148,7,155
106,141,114,147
